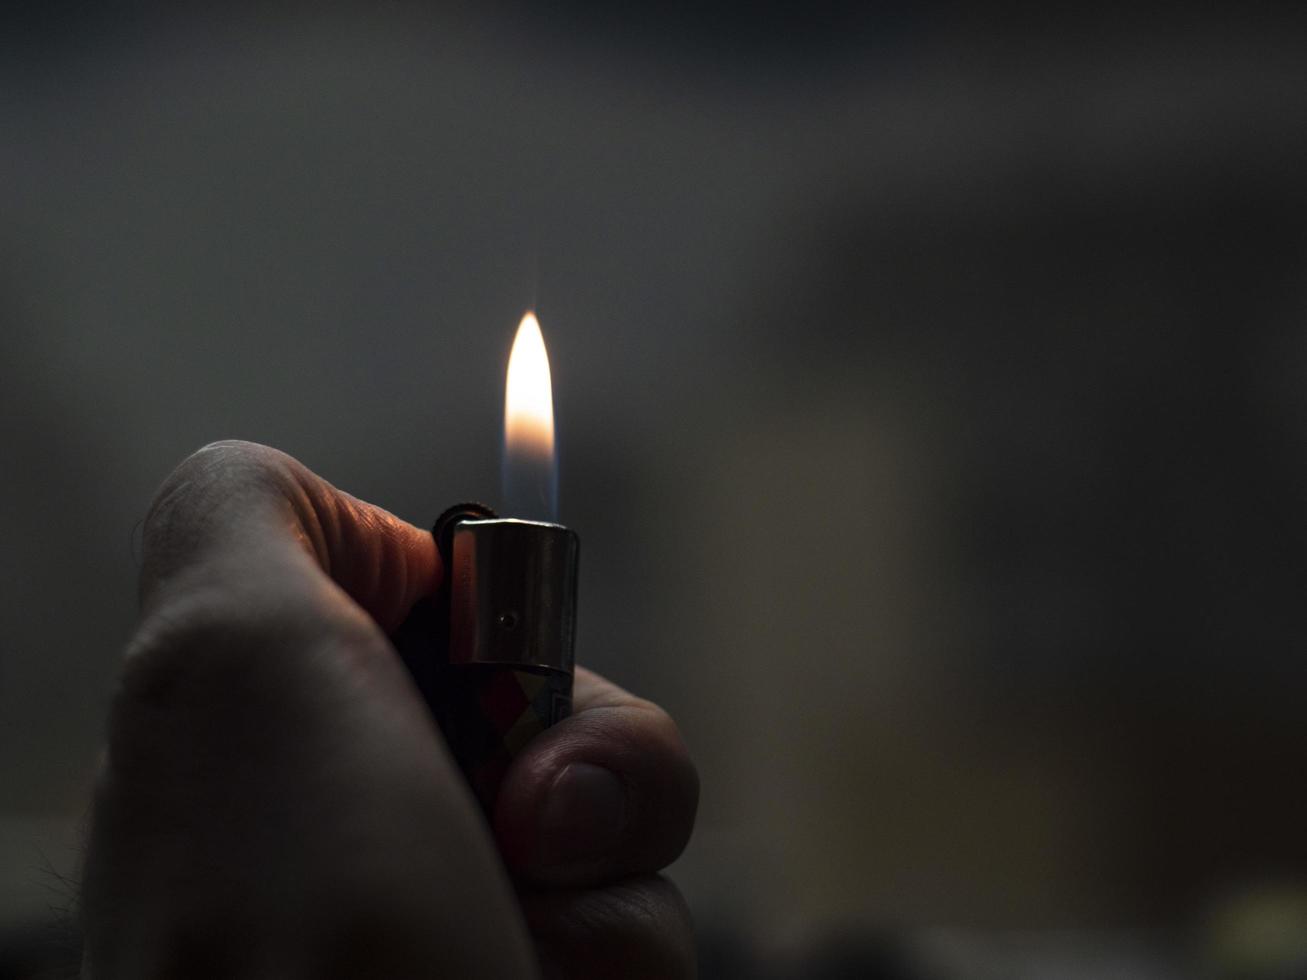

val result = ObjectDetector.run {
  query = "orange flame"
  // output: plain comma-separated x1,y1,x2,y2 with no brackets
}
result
504,311,555,462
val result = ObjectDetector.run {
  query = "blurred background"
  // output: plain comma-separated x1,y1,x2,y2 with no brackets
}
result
3,3,1307,977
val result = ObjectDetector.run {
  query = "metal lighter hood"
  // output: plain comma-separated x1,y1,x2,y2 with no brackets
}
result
448,519,579,670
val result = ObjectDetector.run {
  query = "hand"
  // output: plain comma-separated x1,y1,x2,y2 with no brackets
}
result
81,441,698,979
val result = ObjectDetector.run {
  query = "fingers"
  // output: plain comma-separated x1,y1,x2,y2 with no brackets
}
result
138,439,439,633
119,440,443,759
522,875,695,980
493,667,699,888
87,441,536,979
112,439,457,851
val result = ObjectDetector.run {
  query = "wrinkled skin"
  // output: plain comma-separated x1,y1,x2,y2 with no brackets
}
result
81,441,698,979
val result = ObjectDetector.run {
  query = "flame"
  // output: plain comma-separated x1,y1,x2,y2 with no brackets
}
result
504,311,555,461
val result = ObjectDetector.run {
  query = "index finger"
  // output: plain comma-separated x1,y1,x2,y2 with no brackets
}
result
138,440,439,633
91,440,537,978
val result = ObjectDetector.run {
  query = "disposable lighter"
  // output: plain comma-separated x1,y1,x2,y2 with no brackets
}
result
394,501,579,809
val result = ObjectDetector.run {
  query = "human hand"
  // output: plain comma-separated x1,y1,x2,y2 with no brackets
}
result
81,441,698,979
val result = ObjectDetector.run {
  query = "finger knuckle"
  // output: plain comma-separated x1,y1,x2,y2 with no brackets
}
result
164,440,283,494
113,590,378,759
141,441,306,565
120,593,278,712
108,598,250,763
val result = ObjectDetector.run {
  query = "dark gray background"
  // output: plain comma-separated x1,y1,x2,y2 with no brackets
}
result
3,4,1307,976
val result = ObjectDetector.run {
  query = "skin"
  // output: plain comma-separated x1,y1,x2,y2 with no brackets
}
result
80,440,699,979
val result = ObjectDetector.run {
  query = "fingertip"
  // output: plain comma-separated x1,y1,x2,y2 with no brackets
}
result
493,699,699,887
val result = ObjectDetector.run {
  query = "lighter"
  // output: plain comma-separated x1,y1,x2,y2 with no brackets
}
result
394,313,579,810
